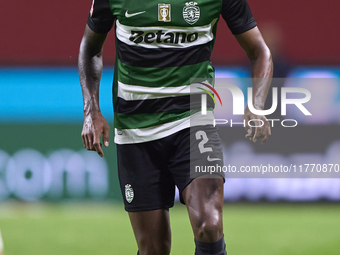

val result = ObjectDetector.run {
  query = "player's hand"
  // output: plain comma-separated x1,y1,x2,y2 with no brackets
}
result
243,106,271,144
81,112,110,157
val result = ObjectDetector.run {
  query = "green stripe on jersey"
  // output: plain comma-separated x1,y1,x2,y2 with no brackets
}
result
116,59,215,87
115,108,214,129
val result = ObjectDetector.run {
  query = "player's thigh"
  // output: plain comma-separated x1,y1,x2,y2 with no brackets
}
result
129,209,171,252
182,177,224,241
182,177,224,215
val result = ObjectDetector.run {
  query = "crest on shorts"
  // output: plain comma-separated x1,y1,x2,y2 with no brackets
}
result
125,184,134,203
158,4,171,22
183,2,200,25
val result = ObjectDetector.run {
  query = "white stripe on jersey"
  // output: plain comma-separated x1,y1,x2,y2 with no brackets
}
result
115,19,217,49
114,111,215,144
117,81,210,101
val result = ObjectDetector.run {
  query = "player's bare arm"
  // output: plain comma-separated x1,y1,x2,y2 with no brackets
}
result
235,27,273,144
78,25,110,157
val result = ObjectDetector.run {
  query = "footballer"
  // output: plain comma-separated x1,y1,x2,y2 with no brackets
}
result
79,0,272,254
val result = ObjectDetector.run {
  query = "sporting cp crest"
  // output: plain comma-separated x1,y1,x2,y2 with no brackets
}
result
125,184,134,203
183,2,200,25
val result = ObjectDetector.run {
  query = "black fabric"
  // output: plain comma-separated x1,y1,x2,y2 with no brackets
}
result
195,235,227,255
117,126,224,212
117,40,211,68
87,0,115,34
115,94,215,114
221,0,257,35
117,133,176,212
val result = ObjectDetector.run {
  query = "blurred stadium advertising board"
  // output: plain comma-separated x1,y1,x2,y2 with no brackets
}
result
0,68,120,201
0,67,339,202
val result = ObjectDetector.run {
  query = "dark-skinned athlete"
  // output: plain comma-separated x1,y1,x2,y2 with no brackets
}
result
79,0,273,254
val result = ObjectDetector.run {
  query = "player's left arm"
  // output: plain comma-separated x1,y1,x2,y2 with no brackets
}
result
235,27,273,144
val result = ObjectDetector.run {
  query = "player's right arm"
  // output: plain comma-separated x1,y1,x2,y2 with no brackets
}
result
78,0,115,157
79,25,109,157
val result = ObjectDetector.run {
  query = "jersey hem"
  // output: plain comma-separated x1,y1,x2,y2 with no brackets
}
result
114,111,215,144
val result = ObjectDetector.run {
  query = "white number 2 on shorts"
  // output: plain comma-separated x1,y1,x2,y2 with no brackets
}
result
195,131,213,154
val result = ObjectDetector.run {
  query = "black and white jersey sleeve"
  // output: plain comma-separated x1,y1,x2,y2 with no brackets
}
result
221,0,257,35
87,0,115,34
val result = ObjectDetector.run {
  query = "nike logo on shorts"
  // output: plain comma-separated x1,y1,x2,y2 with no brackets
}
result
207,155,222,162
125,10,146,18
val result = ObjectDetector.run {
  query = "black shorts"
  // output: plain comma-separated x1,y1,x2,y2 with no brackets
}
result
117,125,224,212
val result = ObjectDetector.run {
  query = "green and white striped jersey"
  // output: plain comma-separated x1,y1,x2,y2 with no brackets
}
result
87,0,256,144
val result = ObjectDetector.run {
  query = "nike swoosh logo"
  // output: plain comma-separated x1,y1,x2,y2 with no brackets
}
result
207,155,222,162
125,10,146,18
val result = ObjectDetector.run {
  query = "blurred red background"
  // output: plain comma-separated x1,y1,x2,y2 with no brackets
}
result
1,0,339,66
